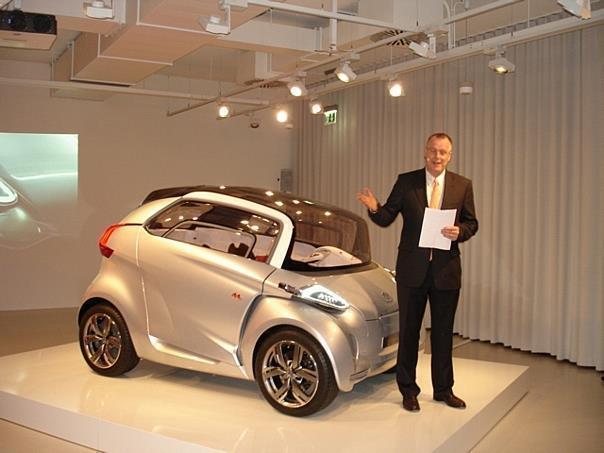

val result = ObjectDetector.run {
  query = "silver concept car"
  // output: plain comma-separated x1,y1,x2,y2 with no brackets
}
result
78,186,398,416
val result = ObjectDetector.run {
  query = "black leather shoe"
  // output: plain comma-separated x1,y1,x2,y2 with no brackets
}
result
434,393,466,409
402,395,420,412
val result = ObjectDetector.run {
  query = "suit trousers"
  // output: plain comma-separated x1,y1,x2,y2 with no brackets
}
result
395,262,460,398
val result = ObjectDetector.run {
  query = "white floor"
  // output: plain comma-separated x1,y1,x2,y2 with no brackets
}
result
0,343,528,453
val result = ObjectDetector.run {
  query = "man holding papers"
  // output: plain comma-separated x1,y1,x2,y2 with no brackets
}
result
357,132,478,412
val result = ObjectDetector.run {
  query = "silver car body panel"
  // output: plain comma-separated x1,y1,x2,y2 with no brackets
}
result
80,189,399,392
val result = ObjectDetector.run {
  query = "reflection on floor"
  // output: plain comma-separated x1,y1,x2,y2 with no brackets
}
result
0,343,527,453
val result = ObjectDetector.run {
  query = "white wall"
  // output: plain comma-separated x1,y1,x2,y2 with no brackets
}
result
0,61,295,310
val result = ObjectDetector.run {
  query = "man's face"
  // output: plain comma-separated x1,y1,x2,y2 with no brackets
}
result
424,137,452,177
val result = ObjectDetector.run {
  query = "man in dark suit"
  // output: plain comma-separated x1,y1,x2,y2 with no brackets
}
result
357,132,478,412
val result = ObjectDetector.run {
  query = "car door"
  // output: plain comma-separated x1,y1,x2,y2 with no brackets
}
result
137,200,280,365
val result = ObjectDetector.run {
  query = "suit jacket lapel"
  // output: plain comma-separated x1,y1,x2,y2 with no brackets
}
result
442,171,455,209
415,169,428,207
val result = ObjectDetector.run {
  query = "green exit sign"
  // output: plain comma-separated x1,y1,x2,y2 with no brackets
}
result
323,105,338,125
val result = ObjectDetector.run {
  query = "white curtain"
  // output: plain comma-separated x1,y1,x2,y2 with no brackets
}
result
294,25,604,370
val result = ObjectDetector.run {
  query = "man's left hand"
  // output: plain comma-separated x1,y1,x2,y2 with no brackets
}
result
441,226,460,241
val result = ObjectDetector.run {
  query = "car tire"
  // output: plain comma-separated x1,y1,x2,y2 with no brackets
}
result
79,304,139,377
254,328,338,416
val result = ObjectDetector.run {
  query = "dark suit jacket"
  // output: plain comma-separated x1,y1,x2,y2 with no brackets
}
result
369,169,478,290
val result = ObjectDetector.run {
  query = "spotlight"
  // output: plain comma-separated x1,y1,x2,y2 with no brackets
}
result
488,57,515,74
199,2,232,35
408,40,435,59
217,103,231,118
557,0,591,19
335,61,356,83
487,46,515,74
276,108,289,123
488,50,515,74
287,80,307,97
387,77,404,97
84,1,114,20
309,98,323,115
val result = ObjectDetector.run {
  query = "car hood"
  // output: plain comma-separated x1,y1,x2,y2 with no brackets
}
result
264,263,398,320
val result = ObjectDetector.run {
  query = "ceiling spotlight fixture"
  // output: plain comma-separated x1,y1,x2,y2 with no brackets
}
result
557,0,591,19
335,60,357,83
84,1,114,19
488,47,515,74
276,108,289,123
199,0,235,34
309,98,323,115
217,103,231,118
387,77,404,97
408,40,436,59
287,79,307,97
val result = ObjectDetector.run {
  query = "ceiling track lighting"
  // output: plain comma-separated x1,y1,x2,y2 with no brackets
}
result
217,103,231,118
488,46,515,74
199,0,244,34
386,76,404,97
84,1,114,20
335,60,357,83
309,98,323,115
407,35,436,60
275,107,289,123
287,79,308,97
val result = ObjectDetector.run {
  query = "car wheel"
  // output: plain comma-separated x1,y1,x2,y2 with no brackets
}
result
254,328,338,416
79,304,139,377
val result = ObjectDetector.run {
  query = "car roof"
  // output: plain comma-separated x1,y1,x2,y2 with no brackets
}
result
142,186,363,222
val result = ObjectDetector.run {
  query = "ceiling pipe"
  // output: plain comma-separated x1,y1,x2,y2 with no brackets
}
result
0,77,269,105
329,0,338,54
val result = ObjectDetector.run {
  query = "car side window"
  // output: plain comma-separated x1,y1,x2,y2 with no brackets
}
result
146,201,280,261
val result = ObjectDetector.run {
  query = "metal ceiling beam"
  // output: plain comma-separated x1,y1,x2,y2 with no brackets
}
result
0,77,269,105
246,0,406,30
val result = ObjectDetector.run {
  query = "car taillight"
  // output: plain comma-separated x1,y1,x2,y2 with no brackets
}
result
99,224,125,258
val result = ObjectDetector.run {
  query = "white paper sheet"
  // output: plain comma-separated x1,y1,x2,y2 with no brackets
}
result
418,208,457,250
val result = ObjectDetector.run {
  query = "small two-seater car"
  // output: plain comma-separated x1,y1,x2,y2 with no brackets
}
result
78,186,398,416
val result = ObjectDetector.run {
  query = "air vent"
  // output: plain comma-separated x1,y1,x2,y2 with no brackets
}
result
370,30,428,47
243,79,286,89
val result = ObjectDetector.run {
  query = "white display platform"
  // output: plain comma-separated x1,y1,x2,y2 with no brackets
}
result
0,343,528,453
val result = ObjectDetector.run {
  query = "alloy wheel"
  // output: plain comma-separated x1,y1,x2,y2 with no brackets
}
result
261,340,319,408
82,312,122,369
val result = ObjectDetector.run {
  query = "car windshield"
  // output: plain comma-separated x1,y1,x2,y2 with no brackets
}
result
284,201,371,270
205,188,371,270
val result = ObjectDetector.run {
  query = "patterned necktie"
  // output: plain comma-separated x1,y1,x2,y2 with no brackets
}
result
429,179,441,209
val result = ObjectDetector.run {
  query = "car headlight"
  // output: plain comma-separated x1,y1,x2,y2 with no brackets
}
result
279,282,349,312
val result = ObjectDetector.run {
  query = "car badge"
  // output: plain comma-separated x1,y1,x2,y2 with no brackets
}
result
381,291,393,304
